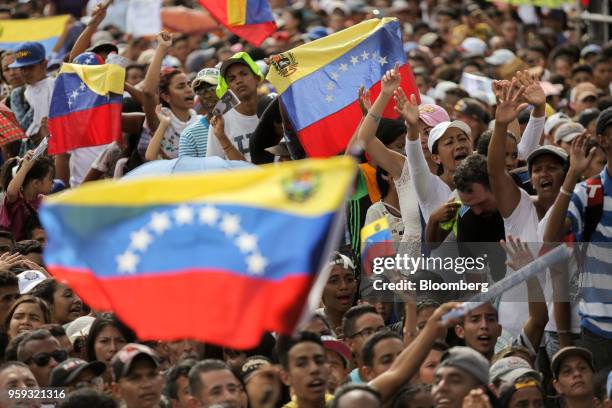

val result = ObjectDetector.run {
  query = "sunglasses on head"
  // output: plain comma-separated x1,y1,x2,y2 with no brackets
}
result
26,350,68,367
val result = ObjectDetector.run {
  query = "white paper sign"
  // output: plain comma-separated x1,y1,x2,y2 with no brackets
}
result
125,0,162,37
460,72,496,106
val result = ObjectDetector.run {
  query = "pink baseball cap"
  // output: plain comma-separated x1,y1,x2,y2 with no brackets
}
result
419,104,450,128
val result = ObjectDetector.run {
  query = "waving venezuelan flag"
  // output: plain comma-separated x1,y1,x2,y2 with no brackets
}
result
267,18,420,157
40,157,357,348
48,59,125,155
199,0,276,46
0,15,70,55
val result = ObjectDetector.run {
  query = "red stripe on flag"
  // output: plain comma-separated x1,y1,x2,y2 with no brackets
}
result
198,0,276,46
228,21,277,47
297,64,419,157
48,265,112,311
48,102,122,155
49,267,314,349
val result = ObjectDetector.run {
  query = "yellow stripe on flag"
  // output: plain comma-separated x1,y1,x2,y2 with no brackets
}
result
266,18,397,95
46,157,358,217
361,216,389,245
227,0,247,26
60,64,126,96
0,15,69,43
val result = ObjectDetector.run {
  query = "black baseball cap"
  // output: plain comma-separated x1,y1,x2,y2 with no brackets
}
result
50,358,106,387
596,107,612,136
526,145,568,174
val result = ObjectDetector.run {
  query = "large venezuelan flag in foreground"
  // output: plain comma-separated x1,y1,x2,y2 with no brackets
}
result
0,15,70,54
199,0,276,46
40,157,356,348
267,18,420,157
48,62,125,154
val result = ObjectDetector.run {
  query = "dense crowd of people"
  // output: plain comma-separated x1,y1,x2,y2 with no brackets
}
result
0,0,612,407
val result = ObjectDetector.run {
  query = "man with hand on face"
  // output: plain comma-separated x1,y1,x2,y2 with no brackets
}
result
240,356,282,408
111,343,164,408
179,68,220,158
206,53,264,162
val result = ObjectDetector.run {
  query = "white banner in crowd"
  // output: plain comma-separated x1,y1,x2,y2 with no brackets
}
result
460,72,497,106
126,0,162,37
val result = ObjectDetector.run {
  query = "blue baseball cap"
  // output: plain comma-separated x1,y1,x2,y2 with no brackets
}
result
9,42,46,68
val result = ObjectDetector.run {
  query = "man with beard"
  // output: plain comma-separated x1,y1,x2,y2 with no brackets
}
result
278,331,332,408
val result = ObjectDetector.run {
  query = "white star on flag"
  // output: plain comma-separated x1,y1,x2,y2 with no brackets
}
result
199,206,219,225
150,212,171,235
371,51,379,60
351,56,359,65
130,229,152,251
361,51,369,60
326,82,334,91
70,89,79,99
339,63,348,72
79,82,86,91
247,253,267,275
330,72,339,80
174,205,194,225
236,233,258,253
325,94,333,103
116,250,139,274
220,214,241,236
378,56,388,66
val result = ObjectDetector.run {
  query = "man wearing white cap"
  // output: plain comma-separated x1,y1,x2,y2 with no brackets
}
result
544,112,571,145
179,68,220,158
554,122,586,155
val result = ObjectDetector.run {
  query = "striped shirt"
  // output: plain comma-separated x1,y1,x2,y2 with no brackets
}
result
179,116,210,158
567,167,612,338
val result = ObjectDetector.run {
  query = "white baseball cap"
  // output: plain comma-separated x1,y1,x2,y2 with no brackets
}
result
17,270,47,294
434,81,459,101
544,112,570,136
485,49,515,66
460,37,487,57
428,120,471,153
65,316,96,345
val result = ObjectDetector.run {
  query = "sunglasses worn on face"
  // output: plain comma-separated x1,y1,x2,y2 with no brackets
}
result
27,350,68,367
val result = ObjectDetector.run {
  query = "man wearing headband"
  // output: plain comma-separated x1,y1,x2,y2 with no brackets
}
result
206,52,264,162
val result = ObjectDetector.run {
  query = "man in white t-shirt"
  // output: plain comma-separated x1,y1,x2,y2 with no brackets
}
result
206,53,263,162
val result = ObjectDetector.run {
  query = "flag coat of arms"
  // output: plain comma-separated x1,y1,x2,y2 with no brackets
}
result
40,157,357,348
267,18,420,157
